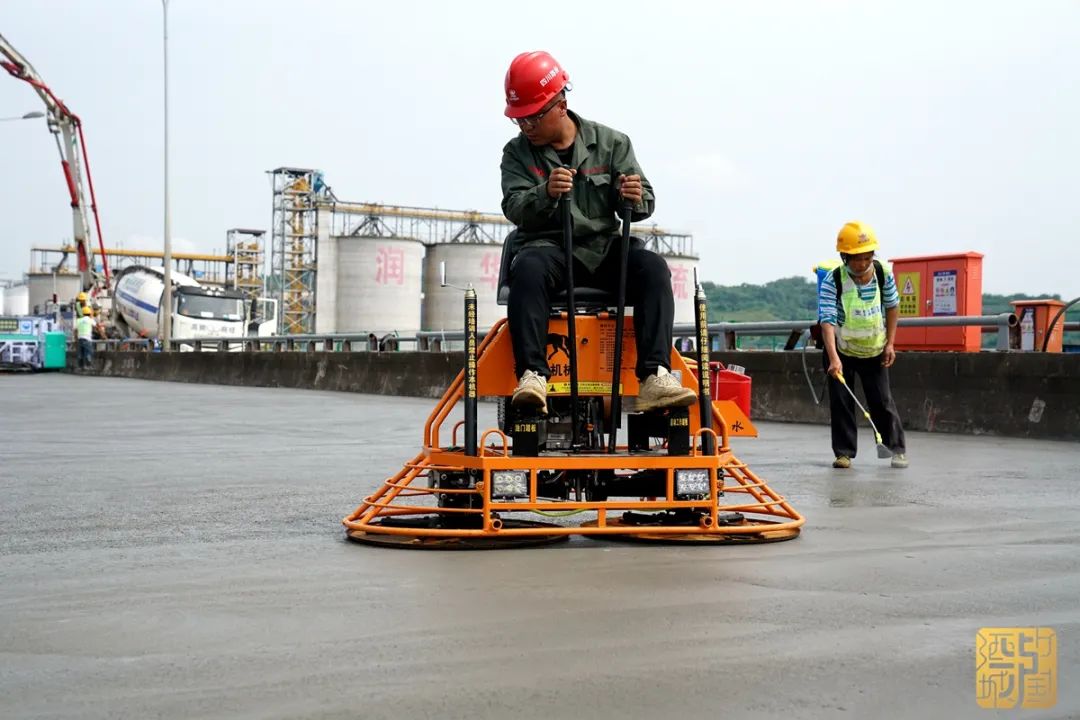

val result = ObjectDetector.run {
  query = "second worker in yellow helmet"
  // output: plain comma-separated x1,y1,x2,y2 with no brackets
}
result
817,221,908,470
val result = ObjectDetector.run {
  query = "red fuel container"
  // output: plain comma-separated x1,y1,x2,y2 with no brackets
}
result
709,361,752,417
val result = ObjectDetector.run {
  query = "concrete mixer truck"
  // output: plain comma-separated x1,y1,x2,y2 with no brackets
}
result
111,266,277,347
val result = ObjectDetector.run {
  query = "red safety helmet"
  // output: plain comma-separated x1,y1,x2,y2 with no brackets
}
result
504,51,570,119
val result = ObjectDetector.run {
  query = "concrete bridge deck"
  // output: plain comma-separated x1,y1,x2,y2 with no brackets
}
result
1,374,1076,719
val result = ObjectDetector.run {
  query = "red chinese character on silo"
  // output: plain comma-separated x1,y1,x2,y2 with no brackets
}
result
671,265,689,300
375,246,405,285
481,252,501,290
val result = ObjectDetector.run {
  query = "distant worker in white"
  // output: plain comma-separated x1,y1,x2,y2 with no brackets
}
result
75,305,95,370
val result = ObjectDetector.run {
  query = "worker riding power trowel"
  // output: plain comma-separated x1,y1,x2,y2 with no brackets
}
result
343,186,804,549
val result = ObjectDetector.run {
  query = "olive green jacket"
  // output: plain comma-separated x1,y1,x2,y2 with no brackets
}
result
500,110,655,272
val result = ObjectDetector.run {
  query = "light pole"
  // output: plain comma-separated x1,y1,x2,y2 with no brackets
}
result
161,0,172,350
0,111,45,122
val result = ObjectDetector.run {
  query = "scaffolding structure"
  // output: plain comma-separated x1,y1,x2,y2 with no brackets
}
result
225,228,265,298
270,167,322,334
329,202,506,244
327,200,696,257
31,246,232,286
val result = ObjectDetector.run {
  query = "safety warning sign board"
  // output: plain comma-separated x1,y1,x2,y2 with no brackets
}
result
897,272,920,317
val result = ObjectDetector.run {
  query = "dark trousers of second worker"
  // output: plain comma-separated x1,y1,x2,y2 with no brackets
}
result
824,349,906,457
77,338,93,370
508,243,674,380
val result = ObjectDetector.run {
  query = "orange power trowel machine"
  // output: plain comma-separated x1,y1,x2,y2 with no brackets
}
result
344,195,803,549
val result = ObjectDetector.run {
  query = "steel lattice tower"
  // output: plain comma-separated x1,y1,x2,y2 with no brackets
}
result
270,167,319,334
225,228,266,299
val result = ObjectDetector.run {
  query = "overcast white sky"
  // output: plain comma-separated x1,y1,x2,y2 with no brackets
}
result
3,0,1078,297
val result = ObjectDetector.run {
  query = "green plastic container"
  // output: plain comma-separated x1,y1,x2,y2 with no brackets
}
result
43,331,68,370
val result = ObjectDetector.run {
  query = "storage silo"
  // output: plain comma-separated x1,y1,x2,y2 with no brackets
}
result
661,254,699,325
27,273,81,314
334,235,424,337
4,283,28,315
422,243,506,332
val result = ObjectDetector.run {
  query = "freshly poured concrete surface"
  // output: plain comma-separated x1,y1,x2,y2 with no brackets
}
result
1,374,1076,720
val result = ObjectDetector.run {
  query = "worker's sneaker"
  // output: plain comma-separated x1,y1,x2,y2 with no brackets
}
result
833,455,852,469
636,369,697,412
512,369,547,412
890,453,909,469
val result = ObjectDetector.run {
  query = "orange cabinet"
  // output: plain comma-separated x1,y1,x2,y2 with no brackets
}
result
1011,299,1066,352
889,252,983,351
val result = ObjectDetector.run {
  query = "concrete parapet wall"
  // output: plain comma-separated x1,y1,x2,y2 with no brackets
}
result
711,350,1080,441
80,350,1079,441
89,351,463,400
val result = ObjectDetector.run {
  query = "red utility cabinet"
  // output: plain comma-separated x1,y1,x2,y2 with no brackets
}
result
889,252,983,351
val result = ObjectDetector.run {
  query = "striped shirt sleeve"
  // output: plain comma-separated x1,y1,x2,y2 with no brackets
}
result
881,269,899,309
818,271,840,325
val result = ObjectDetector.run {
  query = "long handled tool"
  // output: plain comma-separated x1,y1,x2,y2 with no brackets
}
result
694,269,713,455
560,182,580,449
835,372,892,458
607,198,632,453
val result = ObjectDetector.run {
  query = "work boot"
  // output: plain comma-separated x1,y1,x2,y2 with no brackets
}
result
512,369,547,412
636,369,697,412
833,455,852,469
890,453,909,469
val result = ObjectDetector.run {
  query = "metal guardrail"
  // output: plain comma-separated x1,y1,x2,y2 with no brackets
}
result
154,330,488,353
89,338,156,352
674,313,1021,352
89,333,404,353
84,312,1080,355
402,314,1024,352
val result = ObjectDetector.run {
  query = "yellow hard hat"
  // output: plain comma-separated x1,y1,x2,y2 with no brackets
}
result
82,306,93,316
77,291,88,302
836,221,879,254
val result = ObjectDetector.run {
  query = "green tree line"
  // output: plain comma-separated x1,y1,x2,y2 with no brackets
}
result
701,277,1079,349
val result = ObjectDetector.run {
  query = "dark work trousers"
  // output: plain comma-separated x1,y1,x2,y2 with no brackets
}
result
508,242,674,380
77,338,93,369
824,349,906,457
